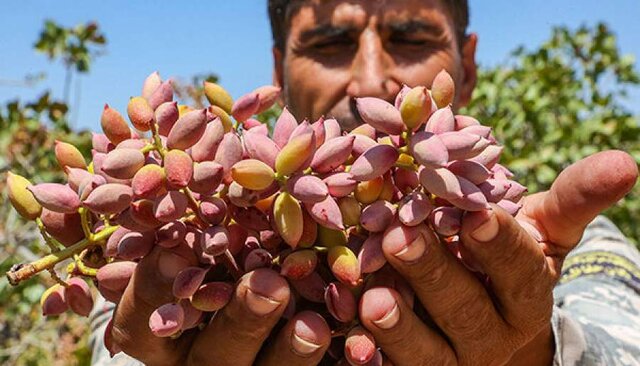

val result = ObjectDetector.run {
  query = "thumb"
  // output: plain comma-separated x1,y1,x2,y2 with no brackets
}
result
521,150,637,249
111,241,199,364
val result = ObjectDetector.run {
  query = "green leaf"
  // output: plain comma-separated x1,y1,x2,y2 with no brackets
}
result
462,22,640,246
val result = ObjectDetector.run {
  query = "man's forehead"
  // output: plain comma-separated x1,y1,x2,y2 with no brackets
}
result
289,0,451,32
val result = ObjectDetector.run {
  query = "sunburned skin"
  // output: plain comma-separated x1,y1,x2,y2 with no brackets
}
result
274,0,477,131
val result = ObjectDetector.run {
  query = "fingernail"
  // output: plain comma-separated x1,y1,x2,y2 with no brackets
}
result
394,234,426,262
291,332,322,355
361,288,401,330
245,288,281,316
158,250,190,280
470,209,499,242
290,311,329,356
373,302,400,329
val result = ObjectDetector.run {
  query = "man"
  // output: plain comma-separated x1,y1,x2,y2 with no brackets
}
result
91,1,640,365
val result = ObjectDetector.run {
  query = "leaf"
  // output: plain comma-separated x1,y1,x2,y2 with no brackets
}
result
461,22,640,245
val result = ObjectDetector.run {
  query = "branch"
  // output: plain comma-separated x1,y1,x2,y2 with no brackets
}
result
6,225,118,286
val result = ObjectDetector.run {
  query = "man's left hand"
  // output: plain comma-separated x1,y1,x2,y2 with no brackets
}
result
359,150,638,365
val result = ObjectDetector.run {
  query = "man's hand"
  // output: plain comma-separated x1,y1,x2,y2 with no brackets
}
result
110,246,331,366
359,150,638,365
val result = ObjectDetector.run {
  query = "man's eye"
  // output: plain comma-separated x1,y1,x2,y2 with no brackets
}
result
390,36,429,46
312,37,354,51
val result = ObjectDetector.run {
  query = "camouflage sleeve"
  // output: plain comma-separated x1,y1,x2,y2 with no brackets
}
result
552,216,640,365
88,295,143,366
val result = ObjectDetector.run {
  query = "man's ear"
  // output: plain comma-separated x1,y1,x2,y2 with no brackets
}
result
272,47,285,107
457,32,478,108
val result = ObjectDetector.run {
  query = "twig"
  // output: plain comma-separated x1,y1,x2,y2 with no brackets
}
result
6,225,118,286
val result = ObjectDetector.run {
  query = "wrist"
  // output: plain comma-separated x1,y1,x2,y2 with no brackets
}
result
506,324,555,366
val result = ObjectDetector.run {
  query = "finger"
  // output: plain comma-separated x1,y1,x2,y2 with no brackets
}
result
381,222,505,351
188,268,290,366
111,243,199,365
258,311,331,366
359,287,455,366
461,205,555,333
520,150,637,250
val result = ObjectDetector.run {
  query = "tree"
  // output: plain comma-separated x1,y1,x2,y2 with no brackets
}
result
34,20,106,105
0,20,106,366
461,22,640,244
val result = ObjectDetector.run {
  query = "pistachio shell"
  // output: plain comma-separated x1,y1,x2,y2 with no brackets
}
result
164,150,194,189
141,71,162,100
281,250,317,280
231,159,275,191
274,192,304,248
102,148,145,180
147,80,174,110
253,85,281,114
327,246,360,287
127,96,155,131
155,101,180,136
355,97,405,135
400,86,432,129
349,144,399,182
28,183,80,214
275,131,315,176
273,107,298,148
166,109,208,150
55,140,87,170
431,69,455,108
231,92,260,122
310,135,355,173
7,172,42,220
132,164,167,199
204,81,234,114
83,183,133,215
101,104,131,145
191,118,225,162
304,196,344,231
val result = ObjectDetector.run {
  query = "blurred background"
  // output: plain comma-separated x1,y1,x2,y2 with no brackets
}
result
0,1,638,364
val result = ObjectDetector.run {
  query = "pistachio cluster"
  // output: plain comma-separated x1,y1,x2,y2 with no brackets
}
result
6,70,527,364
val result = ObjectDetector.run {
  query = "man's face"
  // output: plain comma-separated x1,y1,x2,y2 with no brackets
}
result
273,0,477,131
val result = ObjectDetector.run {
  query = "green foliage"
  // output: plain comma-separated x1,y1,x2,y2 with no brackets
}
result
0,105,93,365
461,22,640,243
34,20,106,73
0,92,92,182
257,104,283,133
1,20,103,366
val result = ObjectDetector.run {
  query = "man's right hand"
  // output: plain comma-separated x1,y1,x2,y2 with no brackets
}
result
110,243,331,366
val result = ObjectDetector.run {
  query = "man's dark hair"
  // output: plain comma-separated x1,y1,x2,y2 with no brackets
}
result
268,0,469,52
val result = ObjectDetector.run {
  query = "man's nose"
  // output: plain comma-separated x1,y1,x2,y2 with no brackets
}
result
346,27,398,101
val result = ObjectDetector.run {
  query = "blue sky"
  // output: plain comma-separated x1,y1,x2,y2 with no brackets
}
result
1,1,638,131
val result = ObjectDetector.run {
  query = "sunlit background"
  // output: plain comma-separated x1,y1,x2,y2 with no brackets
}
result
1,1,639,365
1,0,639,131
